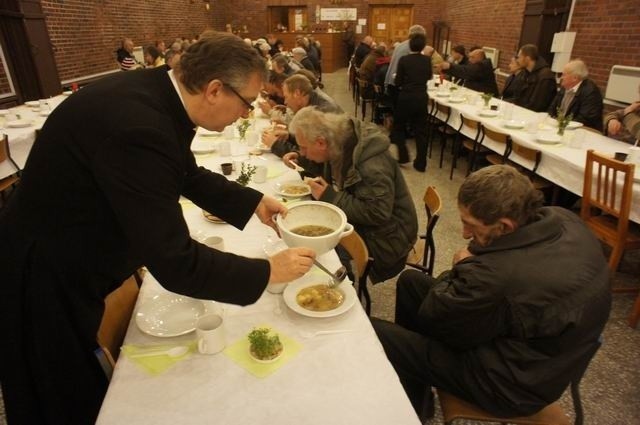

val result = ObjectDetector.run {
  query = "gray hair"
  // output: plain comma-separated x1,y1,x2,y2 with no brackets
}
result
177,31,267,94
564,59,589,80
409,25,426,36
288,106,352,160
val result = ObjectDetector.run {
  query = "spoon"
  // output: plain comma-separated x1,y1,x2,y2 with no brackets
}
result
313,259,347,287
129,346,189,359
299,329,352,338
288,160,305,173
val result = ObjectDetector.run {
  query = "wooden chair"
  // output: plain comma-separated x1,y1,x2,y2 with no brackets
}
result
355,77,376,121
97,270,142,377
438,339,601,425
0,134,21,204
508,140,559,204
629,290,640,328
433,104,457,168
482,125,512,166
339,231,373,315
450,114,486,179
580,150,640,274
372,84,391,125
406,186,442,276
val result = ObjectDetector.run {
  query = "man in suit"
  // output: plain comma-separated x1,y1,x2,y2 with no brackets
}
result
0,31,315,425
548,59,604,131
437,48,499,96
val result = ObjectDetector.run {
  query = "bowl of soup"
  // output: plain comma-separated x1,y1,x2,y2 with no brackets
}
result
275,201,353,255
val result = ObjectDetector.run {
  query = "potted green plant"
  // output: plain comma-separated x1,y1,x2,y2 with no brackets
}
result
481,92,493,108
555,107,573,136
236,119,251,142
236,163,256,186
248,327,284,363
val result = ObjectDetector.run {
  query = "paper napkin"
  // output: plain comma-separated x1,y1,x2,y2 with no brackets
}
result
121,341,196,376
224,325,301,378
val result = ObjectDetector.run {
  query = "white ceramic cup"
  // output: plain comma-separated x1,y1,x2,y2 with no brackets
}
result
267,282,287,294
233,159,245,172
196,314,226,355
219,141,231,157
627,147,640,164
253,165,268,183
223,125,235,139
203,235,225,251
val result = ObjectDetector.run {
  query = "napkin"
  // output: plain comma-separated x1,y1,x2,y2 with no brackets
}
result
224,325,301,378
121,341,196,376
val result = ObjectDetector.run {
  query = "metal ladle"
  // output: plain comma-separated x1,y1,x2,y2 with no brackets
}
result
313,259,347,287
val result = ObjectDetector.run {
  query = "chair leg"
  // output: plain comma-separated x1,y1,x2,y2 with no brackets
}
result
571,379,584,425
358,276,371,316
628,291,640,328
608,245,624,272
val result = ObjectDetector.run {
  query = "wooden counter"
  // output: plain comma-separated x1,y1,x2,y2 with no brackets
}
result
276,32,348,73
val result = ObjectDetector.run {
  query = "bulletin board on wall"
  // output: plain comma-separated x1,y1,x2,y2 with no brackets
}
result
320,8,357,21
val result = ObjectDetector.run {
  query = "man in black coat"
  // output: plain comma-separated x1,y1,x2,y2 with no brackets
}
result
353,36,373,68
438,48,499,96
547,59,604,131
0,31,315,425
514,44,557,112
373,165,610,422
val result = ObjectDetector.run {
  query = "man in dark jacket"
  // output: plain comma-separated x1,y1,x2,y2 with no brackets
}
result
547,59,604,131
284,107,418,283
0,31,315,425
514,44,557,112
373,165,610,422
438,48,499,96
353,36,373,68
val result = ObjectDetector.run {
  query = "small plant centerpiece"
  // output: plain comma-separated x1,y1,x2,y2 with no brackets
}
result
555,107,573,136
481,92,493,108
248,327,284,362
236,163,256,186
236,118,251,142
449,85,458,93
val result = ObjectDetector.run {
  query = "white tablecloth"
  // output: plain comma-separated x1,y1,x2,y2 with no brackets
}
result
0,94,68,179
96,121,420,425
431,88,640,223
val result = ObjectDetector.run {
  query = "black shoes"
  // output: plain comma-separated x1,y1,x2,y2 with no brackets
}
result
413,161,426,172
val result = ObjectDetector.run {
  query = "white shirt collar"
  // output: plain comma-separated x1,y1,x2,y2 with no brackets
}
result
568,80,582,94
168,69,186,108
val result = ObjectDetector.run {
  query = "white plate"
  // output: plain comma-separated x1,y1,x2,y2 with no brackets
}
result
255,143,271,152
25,101,39,107
40,110,51,117
478,109,499,117
273,180,311,197
435,92,450,98
135,293,206,337
0,109,9,116
536,132,563,144
6,120,31,128
63,91,73,96
448,97,466,103
198,130,223,137
502,120,526,129
549,120,583,130
191,141,217,154
283,279,357,318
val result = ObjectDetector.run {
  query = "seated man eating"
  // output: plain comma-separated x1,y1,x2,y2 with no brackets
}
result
373,165,611,421
283,106,418,283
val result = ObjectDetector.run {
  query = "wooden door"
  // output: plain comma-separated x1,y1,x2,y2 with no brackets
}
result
287,7,308,32
518,0,570,65
368,5,413,46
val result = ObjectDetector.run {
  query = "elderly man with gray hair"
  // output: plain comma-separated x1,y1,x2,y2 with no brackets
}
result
283,106,418,283
547,59,603,131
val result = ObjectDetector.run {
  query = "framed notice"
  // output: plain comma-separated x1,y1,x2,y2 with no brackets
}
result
320,8,357,21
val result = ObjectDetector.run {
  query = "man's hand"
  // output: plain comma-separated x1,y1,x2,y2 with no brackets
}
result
268,247,315,283
624,101,640,116
258,100,273,115
453,247,473,265
607,118,622,136
282,152,300,169
255,196,287,232
438,61,451,71
306,176,328,200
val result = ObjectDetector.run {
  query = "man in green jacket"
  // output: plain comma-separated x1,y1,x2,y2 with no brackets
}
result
284,106,418,282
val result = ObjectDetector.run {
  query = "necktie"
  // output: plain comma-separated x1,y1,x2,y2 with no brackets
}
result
560,90,575,115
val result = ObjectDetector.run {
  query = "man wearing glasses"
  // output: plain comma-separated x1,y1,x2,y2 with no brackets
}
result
0,31,315,424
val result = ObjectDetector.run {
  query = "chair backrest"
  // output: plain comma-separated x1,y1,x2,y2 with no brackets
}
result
0,134,20,173
339,231,373,314
435,103,451,123
509,139,542,176
407,186,443,276
460,114,483,143
97,273,141,371
482,125,512,160
580,149,635,224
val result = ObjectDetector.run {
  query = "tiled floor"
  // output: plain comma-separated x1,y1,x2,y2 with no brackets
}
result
1,69,638,425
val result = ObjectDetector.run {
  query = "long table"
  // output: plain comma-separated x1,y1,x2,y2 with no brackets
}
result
430,86,640,223
0,94,68,179
96,119,420,425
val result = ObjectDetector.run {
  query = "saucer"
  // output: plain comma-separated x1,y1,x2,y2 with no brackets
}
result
502,120,526,129
478,109,499,117
135,293,206,337
536,132,563,144
6,119,31,128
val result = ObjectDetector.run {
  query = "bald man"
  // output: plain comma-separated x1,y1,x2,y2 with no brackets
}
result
354,36,373,68
438,48,498,96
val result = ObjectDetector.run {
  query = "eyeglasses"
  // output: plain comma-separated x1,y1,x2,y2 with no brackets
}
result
223,83,255,112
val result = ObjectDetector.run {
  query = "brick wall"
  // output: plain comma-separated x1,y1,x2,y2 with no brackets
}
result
41,0,224,82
